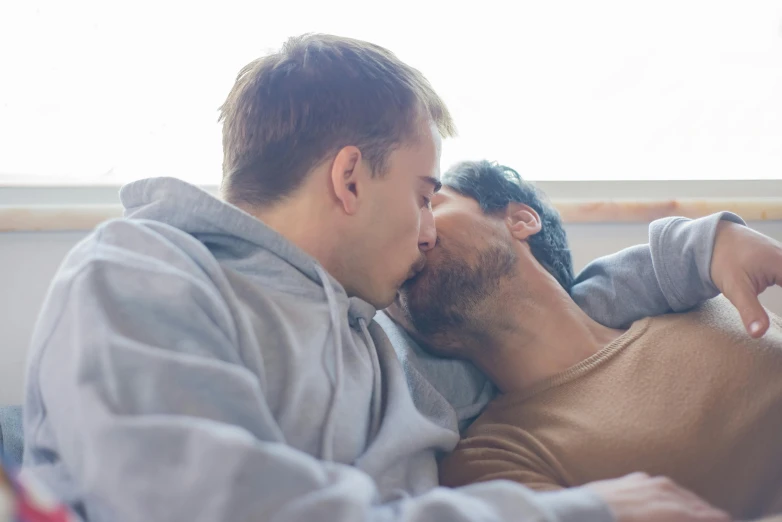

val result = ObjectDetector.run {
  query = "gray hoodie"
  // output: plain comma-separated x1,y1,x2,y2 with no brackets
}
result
22,178,742,522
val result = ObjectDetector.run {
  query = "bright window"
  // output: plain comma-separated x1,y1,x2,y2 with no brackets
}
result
1,0,781,185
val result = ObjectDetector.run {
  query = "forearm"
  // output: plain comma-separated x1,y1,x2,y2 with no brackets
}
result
572,212,745,328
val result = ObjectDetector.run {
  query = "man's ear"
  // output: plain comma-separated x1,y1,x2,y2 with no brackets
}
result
506,203,542,241
330,146,363,215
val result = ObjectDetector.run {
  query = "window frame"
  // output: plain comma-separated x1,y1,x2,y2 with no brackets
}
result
2,180,781,206
1,180,781,233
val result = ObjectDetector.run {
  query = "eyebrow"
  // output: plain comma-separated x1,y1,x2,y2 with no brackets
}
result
421,176,442,193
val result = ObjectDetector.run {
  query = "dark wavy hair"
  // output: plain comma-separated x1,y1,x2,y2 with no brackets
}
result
442,160,574,292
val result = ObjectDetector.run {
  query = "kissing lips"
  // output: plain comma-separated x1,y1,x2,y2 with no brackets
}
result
406,255,427,282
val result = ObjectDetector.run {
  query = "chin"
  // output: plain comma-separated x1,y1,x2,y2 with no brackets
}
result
362,283,399,310
400,270,429,304
372,294,396,310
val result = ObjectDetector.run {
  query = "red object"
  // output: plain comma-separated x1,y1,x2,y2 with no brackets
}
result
0,461,78,522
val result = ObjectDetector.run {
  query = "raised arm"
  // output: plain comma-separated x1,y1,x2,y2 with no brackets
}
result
571,213,743,328
573,212,782,336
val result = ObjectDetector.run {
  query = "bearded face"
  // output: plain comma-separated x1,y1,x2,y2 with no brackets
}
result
397,234,518,339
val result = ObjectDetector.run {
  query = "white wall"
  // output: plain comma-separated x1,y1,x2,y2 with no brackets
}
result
0,231,88,404
1,222,781,405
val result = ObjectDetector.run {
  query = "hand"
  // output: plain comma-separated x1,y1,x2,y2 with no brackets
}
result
586,472,731,522
710,221,782,338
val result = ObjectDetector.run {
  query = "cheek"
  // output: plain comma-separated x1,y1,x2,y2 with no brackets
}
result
370,197,421,272
393,195,424,244
420,207,435,234
412,208,425,235
391,206,424,267
435,216,490,260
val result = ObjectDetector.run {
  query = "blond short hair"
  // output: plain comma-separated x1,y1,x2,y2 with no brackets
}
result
219,34,456,206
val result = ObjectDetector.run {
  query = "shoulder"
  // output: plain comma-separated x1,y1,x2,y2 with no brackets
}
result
649,296,782,350
31,219,243,368
88,218,219,271
654,296,746,337
46,218,235,338
54,219,226,301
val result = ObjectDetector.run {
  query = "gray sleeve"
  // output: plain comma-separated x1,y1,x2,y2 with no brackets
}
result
572,212,745,328
28,229,612,522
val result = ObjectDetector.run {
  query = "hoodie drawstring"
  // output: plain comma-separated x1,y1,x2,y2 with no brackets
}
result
314,265,343,462
358,318,383,443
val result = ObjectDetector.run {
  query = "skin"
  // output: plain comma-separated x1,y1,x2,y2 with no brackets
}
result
252,116,442,308
391,188,622,392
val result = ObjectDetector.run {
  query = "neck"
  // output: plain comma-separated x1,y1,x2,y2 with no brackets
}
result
460,263,624,395
242,190,343,278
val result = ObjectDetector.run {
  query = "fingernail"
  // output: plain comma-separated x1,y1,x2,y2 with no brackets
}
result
750,321,763,335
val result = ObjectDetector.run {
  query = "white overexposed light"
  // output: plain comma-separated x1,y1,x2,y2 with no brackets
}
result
1,0,781,184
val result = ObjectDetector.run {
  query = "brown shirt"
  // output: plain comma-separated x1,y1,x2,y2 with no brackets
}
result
440,298,782,520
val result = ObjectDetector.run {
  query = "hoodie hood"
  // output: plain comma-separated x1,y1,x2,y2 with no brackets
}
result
119,175,382,464
119,176,377,323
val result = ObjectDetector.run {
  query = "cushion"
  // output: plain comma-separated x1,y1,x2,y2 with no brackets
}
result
0,406,23,468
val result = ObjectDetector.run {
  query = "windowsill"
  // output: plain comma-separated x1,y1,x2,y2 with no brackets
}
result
1,180,781,231
2,198,782,232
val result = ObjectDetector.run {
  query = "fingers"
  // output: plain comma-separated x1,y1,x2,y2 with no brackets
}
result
695,504,732,522
710,223,782,338
721,279,771,338
588,472,733,522
649,476,731,522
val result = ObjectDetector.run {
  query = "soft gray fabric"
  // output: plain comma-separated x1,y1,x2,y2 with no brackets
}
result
574,211,745,325
0,405,23,467
22,177,741,522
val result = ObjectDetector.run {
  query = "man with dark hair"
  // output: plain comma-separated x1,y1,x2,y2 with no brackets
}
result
21,34,782,522
441,161,573,290
391,160,782,520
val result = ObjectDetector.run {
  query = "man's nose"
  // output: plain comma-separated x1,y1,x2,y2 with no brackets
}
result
418,212,437,252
